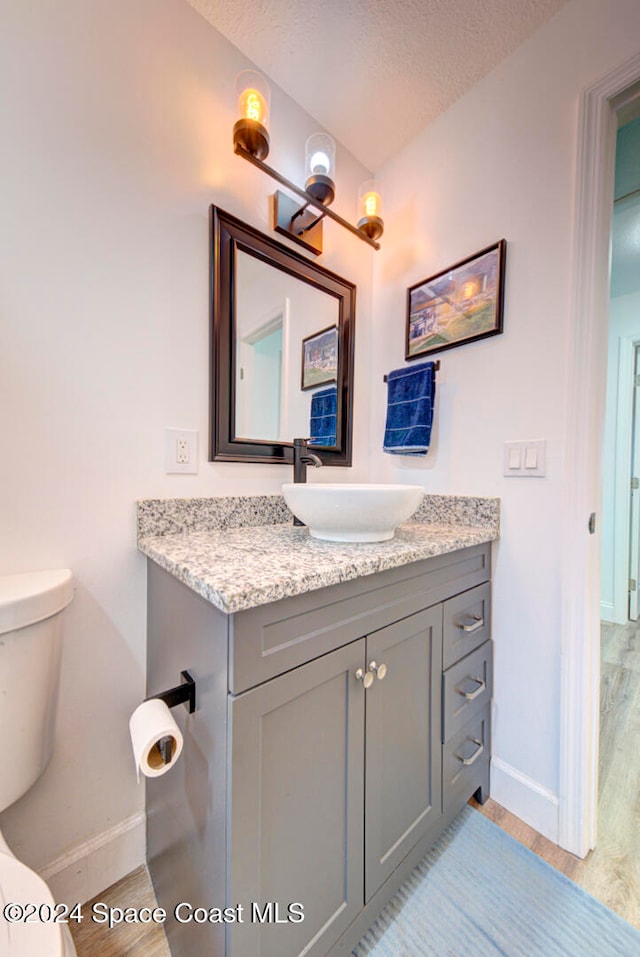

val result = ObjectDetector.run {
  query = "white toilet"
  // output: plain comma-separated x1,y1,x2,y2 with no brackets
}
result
0,570,77,957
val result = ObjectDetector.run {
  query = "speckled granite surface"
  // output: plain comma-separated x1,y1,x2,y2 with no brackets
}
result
137,494,499,614
137,493,500,539
413,495,500,530
137,495,290,539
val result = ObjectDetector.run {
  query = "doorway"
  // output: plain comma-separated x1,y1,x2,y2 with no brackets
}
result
559,52,640,861
235,299,290,441
601,112,640,626
587,107,640,924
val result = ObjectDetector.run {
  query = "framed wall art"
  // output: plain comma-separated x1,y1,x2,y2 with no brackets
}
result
406,239,506,359
301,324,338,391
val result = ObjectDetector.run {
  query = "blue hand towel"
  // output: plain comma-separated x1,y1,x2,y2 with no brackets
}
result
309,386,337,446
383,362,436,455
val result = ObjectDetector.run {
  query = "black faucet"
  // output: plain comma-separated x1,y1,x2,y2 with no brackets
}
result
293,438,323,483
292,438,323,526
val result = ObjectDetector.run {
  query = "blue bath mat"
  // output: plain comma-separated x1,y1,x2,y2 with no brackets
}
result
353,806,640,957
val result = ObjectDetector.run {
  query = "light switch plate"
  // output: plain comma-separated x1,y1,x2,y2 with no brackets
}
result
508,446,522,470
503,440,546,477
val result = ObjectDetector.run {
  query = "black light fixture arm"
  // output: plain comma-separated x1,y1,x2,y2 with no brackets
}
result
234,144,381,250
290,201,326,236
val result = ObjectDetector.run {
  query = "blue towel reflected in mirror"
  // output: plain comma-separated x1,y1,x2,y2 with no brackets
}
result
383,361,436,455
310,386,337,446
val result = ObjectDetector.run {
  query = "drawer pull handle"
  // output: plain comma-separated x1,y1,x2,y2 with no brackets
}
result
458,614,484,633
369,660,388,681
355,668,374,689
456,738,484,766
457,676,486,700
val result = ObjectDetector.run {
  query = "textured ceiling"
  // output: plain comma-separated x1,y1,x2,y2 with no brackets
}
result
187,0,569,171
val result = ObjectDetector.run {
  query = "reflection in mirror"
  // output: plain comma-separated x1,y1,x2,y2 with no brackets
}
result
235,251,340,444
210,206,355,466
235,285,286,440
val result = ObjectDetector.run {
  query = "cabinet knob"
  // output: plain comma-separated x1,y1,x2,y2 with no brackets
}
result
368,660,388,681
355,668,374,689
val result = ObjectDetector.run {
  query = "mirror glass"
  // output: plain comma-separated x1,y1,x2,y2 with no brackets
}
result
210,207,355,466
235,250,340,443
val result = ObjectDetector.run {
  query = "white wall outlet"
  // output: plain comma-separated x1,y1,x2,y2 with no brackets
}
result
503,440,546,477
165,429,198,474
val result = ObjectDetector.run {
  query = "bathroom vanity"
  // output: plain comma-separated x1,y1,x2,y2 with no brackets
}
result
137,495,498,957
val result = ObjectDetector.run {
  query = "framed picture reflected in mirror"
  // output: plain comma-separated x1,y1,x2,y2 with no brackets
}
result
301,325,338,391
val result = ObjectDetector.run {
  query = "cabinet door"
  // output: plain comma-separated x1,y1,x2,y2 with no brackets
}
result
364,606,443,901
227,640,365,957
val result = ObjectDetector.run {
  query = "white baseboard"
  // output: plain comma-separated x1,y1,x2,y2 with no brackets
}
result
490,756,559,844
38,812,146,905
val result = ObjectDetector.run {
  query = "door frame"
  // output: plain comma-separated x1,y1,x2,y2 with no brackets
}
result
629,345,640,620
559,52,640,857
615,338,640,622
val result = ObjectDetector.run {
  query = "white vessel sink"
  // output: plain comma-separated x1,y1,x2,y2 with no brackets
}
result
282,483,425,543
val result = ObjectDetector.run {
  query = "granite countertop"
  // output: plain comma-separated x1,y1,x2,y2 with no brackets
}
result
137,494,499,615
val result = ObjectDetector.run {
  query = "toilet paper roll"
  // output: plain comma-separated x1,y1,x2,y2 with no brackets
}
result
129,698,184,780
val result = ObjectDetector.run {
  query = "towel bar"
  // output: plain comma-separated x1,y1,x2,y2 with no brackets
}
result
384,359,440,382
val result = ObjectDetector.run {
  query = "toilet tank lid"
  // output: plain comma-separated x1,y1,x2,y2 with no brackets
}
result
0,570,74,635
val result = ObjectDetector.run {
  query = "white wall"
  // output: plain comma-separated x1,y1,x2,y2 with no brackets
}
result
372,0,640,840
0,0,373,899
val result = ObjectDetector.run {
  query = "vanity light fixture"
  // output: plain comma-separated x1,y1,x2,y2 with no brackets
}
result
233,70,271,160
304,133,336,205
357,180,384,242
232,71,383,255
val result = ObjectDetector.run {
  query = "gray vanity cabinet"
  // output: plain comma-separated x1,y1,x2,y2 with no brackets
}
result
145,541,492,957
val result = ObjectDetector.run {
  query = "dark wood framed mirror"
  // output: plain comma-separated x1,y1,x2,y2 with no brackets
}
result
210,206,355,465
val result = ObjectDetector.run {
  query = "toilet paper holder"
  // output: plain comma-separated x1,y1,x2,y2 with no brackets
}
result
146,670,196,715
145,671,196,767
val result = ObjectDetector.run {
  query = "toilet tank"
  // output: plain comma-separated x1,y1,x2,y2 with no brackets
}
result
0,570,73,812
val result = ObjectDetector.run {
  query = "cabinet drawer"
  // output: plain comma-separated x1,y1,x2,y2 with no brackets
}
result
443,582,491,669
442,640,492,740
443,706,490,808
230,544,490,694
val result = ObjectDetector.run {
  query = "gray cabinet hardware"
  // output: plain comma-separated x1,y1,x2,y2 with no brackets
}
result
368,660,388,680
457,676,486,700
456,737,484,766
356,667,374,688
458,614,484,633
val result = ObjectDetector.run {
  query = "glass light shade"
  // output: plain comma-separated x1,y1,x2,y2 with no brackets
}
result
233,70,271,160
305,133,336,205
357,180,384,241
